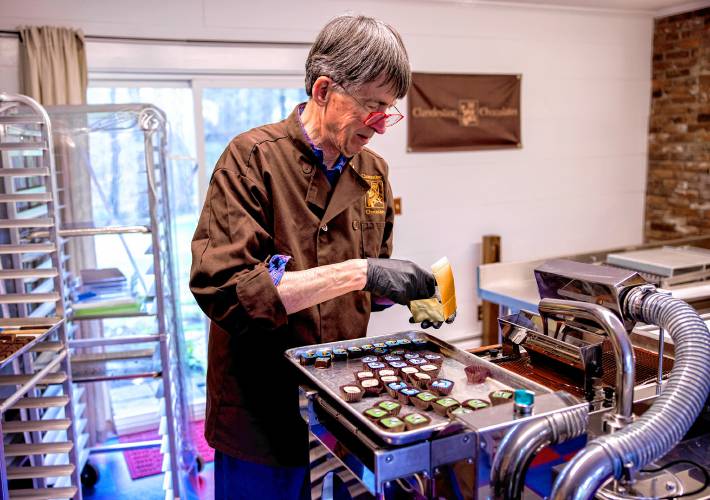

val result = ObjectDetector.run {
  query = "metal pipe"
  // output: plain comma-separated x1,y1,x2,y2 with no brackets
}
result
538,298,635,426
491,405,588,499
550,287,710,500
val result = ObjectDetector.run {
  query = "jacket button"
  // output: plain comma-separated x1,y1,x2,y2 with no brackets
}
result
321,224,328,232
352,221,360,230
302,164,313,174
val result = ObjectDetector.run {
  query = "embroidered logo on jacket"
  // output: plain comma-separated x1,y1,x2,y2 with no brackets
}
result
362,174,385,215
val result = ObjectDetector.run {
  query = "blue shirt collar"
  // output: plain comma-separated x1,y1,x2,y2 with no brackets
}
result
297,103,349,174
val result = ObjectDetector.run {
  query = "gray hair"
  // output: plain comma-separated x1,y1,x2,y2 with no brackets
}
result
305,15,411,99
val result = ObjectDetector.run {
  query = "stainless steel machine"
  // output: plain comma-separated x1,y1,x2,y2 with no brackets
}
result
292,259,710,499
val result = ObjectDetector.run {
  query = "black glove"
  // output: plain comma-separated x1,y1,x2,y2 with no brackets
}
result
363,258,436,305
409,311,457,329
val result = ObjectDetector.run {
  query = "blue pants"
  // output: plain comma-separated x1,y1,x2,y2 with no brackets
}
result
214,451,311,500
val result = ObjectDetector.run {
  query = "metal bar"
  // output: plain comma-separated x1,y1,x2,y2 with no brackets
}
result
0,244,56,255
69,334,163,348
0,268,58,279
89,440,161,454
0,168,49,177
0,218,53,228
0,193,52,203
0,141,47,151
0,349,66,412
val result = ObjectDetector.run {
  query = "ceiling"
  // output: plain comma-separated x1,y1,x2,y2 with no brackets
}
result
426,0,710,16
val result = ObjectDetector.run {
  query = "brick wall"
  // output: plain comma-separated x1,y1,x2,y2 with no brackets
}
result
645,8,710,241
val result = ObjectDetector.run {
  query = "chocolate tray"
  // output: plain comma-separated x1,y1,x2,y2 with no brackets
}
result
285,330,553,446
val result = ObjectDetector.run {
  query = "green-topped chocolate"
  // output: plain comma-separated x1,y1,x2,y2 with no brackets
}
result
403,412,431,429
433,397,460,416
378,416,405,431
364,407,388,420
489,390,515,405
378,400,401,416
463,399,490,410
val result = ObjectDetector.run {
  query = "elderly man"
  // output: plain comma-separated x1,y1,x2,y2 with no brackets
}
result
190,14,435,499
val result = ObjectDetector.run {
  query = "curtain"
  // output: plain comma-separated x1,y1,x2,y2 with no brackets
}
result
19,26,112,446
18,26,87,106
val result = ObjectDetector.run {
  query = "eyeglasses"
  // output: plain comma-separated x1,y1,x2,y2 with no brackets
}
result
333,82,404,128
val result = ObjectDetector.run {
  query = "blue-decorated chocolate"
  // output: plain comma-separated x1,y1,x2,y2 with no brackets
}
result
409,358,427,366
372,347,388,355
391,349,406,356
361,344,375,353
367,362,386,372
347,346,363,358
397,387,421,405
397,339,413,346
316,349,333,358
332,348,348,361
361,356,380,365
373,342,387,349
429,378,454,396
383,355,402,362
411,338,428,350
384,340,399,347
404,353,420,360
424,353,443,365
299,351,318,365
389,361,408,371
386,381,408,397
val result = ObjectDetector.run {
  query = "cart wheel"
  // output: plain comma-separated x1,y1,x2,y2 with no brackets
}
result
195,454,205,473
81,462,100,487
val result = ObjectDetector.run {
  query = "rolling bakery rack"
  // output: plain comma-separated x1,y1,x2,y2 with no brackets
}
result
0,93,82,500
44,103,197,499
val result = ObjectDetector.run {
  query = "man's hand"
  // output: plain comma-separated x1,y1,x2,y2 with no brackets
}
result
363,258,436,305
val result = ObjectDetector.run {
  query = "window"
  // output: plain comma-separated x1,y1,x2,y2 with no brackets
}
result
86,78,307,428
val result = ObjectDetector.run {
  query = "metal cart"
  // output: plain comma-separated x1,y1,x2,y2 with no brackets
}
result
0,93,82,500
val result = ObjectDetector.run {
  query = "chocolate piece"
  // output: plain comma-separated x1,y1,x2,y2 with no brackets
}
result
355,371,375,382
373,342,387,349
380,375,400,385
408,358,427,366
412,372,432,389
489,390,515,405
378,400,402,416
332,348,348,361
465,365,491,384
397,339,413,347
462,399,490,411
404,353,420,360
347,346,363,358
412,391,438,410
367,362,387,374
378,416,405,432
372,347,388,355
385,340,399,347
314,356,332,369
361,344,375,353
419,364,440,377
389,361,408,374
364,407,388,421
299,351,317,365
377,369,396,379
449,406,475,418
391,349,406,356
360,378,382,395
397,387,420,405
339,385,364,402
423,353,443,366
403,412,431,430
316,349,333,358
386,381,408,398
401,366,419,381
383,355,402,363
429,378,454,396
432,397,460,416
361,355,380,365
412,338,428,350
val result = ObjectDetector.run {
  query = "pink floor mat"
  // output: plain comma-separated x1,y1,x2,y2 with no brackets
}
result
120,420,214,480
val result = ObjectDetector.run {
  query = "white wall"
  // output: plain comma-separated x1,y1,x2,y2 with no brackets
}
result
0,0,653,344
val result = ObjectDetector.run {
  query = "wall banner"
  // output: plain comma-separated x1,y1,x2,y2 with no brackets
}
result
407,73,521,152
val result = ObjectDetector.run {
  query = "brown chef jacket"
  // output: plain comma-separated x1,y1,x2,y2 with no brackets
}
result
190,105,395,466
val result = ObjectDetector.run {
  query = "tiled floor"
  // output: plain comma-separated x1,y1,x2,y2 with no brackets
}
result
82,450,214,500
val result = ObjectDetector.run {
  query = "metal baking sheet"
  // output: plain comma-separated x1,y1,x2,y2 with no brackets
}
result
285,330,553,446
